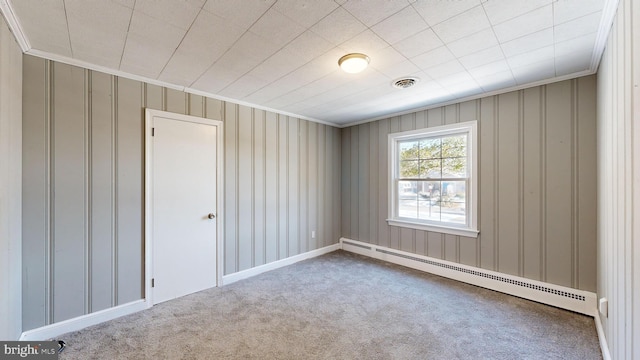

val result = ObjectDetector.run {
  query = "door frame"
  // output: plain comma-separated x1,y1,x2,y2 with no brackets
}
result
143,108,224,307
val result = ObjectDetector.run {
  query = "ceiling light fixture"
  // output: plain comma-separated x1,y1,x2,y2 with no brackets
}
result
338,53,370,74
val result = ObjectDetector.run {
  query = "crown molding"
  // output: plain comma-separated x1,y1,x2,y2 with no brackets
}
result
0,0,30,51
590,0,620,72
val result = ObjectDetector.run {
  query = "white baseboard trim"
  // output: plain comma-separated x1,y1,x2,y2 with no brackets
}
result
340,238,597,316
222,243,341,285
593,311,612,360
19,299,148,341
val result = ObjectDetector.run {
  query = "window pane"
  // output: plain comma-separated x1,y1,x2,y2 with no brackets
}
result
442,134,466,158
398,181,418,201
417,180,441,221
420,159,441,178
443,157,466,178
419,138,441,159
418,199,440,221
399,141,419,160
439,181,466,224
400,160,419,178
398,199,418,219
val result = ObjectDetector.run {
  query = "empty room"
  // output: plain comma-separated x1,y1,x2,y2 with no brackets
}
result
0,0,638,359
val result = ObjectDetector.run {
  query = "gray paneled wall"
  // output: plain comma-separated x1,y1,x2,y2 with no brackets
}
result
341,76,597,292
0,15,23,340
597,0,640,357
22,55,341,331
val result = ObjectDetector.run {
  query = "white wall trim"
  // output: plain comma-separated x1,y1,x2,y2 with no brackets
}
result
19,300,147,341
590,0,620,72
144,109,225,307
594,311,612,360
0,0,30,52
340,238,597,316
222,243,341,285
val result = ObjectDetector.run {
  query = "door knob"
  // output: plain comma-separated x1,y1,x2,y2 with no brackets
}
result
208,213,216,219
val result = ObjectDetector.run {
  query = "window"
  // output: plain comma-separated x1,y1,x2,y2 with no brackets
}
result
387,121,478,238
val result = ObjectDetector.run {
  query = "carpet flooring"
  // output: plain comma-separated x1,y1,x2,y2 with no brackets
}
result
58,250,601,359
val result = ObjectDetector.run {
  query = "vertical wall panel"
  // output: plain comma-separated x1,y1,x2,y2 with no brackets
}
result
298,120,308,253
224,104,238,274
264,112,278,263
0,15,23,339
237,106,253,270
317,125,326,247
116,77,143,304
165,88,186,114
357,123,370,243
277,115,288,259
253,110,265,267
52,62,86,323
187,94,203,118
341,76,598,292
377,120,390,248
341,128,351,238
89,71,113,312
496,92,520,276
287,117,300,256
22,56,48,330
308,122,318,250
522,87,543,281
576,76,597,292
596,1,640,357
545,81,573,288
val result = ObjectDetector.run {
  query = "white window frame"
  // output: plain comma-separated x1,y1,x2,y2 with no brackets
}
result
387,120,479,238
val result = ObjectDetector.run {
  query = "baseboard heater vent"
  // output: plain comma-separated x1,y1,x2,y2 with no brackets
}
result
342,241,372,250
375,248,586,302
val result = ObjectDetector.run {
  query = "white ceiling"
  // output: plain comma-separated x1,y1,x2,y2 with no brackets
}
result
2,0,613,126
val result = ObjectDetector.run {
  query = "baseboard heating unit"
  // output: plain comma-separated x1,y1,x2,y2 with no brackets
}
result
340,238,596,316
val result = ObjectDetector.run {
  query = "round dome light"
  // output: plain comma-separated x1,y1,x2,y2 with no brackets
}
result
338,53,370,74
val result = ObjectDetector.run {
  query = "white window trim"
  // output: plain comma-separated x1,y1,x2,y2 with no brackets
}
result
387,121,479,238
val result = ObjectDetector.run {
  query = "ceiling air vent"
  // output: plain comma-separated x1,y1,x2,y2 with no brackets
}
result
392,77,419,89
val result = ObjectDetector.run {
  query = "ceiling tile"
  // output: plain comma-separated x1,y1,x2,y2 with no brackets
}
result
431,5,491,43
424,60,465,79
160,10,245,86
474,70,517,92
202,0,274,30
11,0,72,56
272,0,339,27
283,31,335,64
447,28,499,58
411,0,480,27
249,9,306,48
120,11,187,78
310,7,367,45
246,48,305,83
392,29,443,59
341,0,410,27
553,0,605,24
500,28,553,57
511,58,555,84
371,6,428,44
219,74,270,99
554,32,597,58
368,46,407,72
411,46,455,70
482,0,551,25
436,71,476,87
458,46,504,69
493,5,553,43
554,12,602,43
507,45,554,68
134,0,204,30
338,29,389,54
65,0,132,69
467,59,510,78
376,59,421,81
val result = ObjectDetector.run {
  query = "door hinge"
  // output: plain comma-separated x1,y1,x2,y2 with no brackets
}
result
152,278,155,288
152,128,155,136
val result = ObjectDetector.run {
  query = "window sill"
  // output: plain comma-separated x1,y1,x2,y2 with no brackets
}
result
386,219,479,238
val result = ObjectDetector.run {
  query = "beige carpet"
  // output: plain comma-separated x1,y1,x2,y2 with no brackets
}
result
57,250,601,359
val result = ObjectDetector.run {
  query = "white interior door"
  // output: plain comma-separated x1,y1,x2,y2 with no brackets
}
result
151,114,217,304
